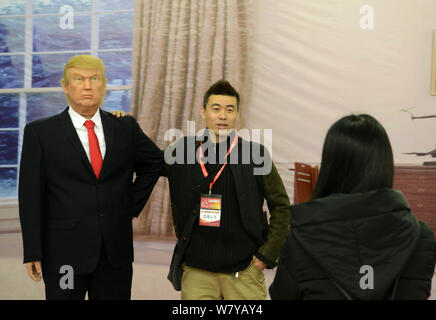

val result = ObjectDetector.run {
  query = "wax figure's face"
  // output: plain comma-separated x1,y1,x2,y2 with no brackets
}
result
62,68,105,115
201,94,240,139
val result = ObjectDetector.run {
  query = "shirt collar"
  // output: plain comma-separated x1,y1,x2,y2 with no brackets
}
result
68,106,103,129
203,128,237,144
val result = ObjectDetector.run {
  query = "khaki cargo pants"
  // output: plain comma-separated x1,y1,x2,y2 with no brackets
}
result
181,263,267,300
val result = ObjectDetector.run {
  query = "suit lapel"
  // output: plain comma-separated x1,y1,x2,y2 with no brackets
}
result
99,109,115,180
57,107,95,177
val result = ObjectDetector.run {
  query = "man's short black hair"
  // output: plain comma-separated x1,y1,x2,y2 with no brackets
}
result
203,80,240,109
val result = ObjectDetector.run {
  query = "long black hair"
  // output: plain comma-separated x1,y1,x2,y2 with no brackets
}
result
311,114,394,199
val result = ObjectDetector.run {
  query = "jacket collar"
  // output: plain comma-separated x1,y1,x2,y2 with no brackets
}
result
291,188,411,226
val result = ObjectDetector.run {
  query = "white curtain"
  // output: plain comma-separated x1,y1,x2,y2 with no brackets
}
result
130,0,253,237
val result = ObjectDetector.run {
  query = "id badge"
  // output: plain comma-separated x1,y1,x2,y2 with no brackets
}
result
199,194,222,227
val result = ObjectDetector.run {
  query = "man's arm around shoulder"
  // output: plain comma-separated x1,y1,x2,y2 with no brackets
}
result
129,117,165,217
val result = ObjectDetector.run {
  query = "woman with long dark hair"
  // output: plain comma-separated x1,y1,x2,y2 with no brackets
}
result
269,114,436,299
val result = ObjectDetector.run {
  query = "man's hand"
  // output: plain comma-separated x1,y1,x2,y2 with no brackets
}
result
111,110,131,118
25,261,42,282
251,256,267,272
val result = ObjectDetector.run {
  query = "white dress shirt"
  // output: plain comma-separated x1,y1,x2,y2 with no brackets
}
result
68,106,106,161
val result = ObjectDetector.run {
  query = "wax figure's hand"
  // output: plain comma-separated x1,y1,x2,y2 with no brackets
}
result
251,256,267,272
25,261,42,282
111,110,131,118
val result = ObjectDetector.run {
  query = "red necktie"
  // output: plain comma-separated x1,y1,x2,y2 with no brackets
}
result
84,120,103,179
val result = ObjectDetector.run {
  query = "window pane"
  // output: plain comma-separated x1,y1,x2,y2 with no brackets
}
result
32,53,87,88
98,0,134,11
98,51,131,86
0,18,25,53
27,92,67,123
0,0,25,15
0,55,24,89
0,168,17,198
32,0,91,14
99,13,133,49
33,15,91,52
0,94,19,128
102,90,131,113
0,131,18,165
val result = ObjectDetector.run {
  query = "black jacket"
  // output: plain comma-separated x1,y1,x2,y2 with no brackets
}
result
269,188,436,300
19,108,163,274
165,133,291,290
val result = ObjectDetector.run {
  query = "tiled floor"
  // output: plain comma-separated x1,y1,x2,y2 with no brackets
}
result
0,233,275,300
0,232,434,300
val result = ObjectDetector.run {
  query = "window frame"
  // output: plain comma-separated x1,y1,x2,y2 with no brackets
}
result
0,0,133,202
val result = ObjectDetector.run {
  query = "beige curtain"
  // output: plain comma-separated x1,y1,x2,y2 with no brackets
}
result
130,0,253,238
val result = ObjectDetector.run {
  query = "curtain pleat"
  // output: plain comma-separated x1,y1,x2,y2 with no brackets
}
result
131,0,253,237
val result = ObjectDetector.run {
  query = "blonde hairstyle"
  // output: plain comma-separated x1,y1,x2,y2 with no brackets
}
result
60,54,107,87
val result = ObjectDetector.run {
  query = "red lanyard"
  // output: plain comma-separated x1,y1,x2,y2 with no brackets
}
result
198,134,238,194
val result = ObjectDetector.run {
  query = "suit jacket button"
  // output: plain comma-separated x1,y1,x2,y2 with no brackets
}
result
99,213,104,217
